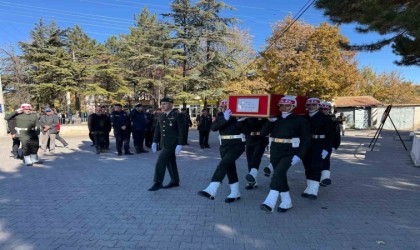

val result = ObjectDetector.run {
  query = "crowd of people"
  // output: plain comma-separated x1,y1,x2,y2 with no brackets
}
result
87,103,194,156
5,96,343,213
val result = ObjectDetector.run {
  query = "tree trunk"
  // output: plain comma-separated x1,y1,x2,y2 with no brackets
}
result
204,97,208,110
66,91,72,117
75,92,81,111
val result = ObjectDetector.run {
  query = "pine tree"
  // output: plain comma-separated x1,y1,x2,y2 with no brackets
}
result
163,0,202,106
66,25,100,112
88,37,128,106
119,7,181,107
315,0,420,66
194,0,238,107
19,19,73,109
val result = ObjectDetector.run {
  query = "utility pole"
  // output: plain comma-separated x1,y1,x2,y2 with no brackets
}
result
0,75,7,135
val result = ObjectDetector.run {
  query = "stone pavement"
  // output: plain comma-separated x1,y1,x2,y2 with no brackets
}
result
0,129,419,250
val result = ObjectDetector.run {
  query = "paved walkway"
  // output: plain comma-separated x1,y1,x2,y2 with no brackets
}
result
0,129,419,250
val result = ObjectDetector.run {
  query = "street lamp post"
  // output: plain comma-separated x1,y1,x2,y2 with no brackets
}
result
0,75,8,135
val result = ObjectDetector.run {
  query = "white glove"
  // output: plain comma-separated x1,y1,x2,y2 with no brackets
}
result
223,109,232,121
291,155,301,166
237,117,247,122
175,145,182,155
268,117,277,122
321,149,329,159
152,143,157,153
332,147,336,153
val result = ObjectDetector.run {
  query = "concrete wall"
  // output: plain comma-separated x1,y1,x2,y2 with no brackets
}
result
411,132,420,167
376,106,418,130
414,107,420,131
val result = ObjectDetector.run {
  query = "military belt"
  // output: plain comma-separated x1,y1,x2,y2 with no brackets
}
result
220,135,243,139
15,127,35,134
311,134,326,139
250,132,261,136
219,133,246,145
270,137,292,143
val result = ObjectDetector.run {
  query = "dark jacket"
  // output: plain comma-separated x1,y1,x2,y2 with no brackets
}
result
241,118,270,146
88,113,111,134
260,114,311,160
111,111,130,133
130,109,147,131
6,115,17,134
304,111,334,151
329,114,341,149
146,113,154,131
196,114,212,131
183,112,193,128
211,112,246,148
153,109,186,149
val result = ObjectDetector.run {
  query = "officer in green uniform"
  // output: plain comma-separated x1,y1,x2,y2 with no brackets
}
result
197,99,246,203
5,103,42,166
148,97,186,191
259,96,310,212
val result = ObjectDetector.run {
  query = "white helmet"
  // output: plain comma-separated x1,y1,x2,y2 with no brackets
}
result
306,98,321,110
20,103,32,110
278,96,297,111
320,102,332,110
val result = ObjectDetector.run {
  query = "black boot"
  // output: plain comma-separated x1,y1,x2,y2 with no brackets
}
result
148,183,163,191
163,182,180,189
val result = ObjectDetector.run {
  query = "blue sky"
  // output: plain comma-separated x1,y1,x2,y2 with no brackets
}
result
0,0,418,84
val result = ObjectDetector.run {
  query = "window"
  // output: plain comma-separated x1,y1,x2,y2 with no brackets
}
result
190,105,201,118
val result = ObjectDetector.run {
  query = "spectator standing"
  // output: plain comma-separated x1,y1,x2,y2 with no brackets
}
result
40,107,60,153
180,108,192,145
144,109,154,148
130,104,149,153
88,106,111,154
101,106,111,150
336,112,347,136
111,104,133,156
196,109,212,149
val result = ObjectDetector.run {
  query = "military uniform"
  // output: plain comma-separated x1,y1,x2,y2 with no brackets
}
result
260,114,310,193
152,109,186,186
198,109,246,203
242,118,270,189
321,113,341,186
5,111,41,166
210,113,245,184
302,111,334,198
